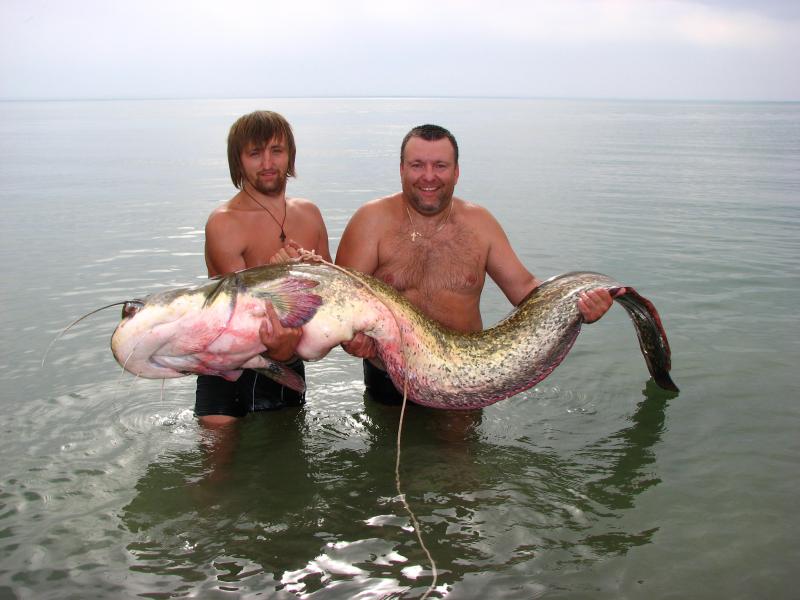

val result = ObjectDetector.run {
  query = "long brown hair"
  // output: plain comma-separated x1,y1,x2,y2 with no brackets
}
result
227,111,297,188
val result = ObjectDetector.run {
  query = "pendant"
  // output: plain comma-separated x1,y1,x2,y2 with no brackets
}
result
280,231,286,242
410,230,421,242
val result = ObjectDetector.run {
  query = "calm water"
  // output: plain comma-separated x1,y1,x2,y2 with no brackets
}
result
0,98,798,599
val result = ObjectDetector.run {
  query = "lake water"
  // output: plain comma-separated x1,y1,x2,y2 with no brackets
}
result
0,98,798,599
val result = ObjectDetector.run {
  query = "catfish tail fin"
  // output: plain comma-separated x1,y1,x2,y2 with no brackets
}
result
610,287,679,393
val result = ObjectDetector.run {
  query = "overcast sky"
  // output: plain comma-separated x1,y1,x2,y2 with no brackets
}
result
2,0,798,101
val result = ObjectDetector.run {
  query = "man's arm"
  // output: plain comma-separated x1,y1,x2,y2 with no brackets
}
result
335,201,386,358
335,201,383,275
204,211,247,277
311,203,333,262
481,207,541,306
482,206,618,321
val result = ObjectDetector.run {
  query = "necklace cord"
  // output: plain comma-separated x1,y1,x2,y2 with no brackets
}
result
404,199,453,242
242,186,287,242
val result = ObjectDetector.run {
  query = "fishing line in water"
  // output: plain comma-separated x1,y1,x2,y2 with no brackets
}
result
252,371,259,412
396,374,438,599
297,251,439,598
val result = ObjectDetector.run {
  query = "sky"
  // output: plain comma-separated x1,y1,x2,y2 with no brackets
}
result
2,0,799,101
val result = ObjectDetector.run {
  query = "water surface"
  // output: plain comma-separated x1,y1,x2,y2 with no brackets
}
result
0,98,798,599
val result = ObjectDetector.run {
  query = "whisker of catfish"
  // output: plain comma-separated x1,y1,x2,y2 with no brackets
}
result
115,338,146,402
42,302,128,368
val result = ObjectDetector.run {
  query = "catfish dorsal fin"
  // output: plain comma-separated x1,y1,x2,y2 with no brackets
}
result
252,276,322,327
202,272,242,309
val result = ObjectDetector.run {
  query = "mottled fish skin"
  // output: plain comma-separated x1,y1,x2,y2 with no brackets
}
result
110,262,678,409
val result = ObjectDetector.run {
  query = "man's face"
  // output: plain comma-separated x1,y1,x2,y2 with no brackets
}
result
400,136,459,215
241,136,290,196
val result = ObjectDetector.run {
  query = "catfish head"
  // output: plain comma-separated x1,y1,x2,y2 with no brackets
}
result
110,276,247,379
110,268,324,382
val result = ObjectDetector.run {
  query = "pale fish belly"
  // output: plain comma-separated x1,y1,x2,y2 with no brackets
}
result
295,283,404,361
153,295,267,377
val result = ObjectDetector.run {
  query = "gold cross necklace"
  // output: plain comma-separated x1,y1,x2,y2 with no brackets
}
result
404,199,453,242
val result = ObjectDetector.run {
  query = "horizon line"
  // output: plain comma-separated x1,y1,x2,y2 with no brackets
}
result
1,94,798,104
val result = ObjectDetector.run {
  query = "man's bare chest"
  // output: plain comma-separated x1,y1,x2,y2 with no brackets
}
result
375,228,485,296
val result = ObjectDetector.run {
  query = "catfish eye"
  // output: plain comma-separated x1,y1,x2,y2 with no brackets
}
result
122,300,145,320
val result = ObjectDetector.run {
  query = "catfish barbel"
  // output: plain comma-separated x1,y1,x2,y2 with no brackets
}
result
110,261,678,409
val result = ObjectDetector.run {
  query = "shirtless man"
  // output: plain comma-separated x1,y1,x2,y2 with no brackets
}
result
196,110,331,426
335,124,618,404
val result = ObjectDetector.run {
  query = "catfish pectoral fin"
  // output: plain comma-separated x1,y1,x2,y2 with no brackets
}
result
613,287,679,393
251,360,306,393
250,276,323,328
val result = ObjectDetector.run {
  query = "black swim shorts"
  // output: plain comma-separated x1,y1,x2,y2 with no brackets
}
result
363,359,405,405
194,360,306,418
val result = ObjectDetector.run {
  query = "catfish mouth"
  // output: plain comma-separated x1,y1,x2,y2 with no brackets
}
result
111,303,192,379
115,298,184,376
148,353,201,377
113,300,234,379
113,337,187,379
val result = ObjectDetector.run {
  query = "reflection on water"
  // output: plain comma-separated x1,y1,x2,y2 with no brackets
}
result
120,385,670,598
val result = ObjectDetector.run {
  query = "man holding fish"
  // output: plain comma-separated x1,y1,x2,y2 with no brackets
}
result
195,111,331,427
195,117,617,419
335,124,620,404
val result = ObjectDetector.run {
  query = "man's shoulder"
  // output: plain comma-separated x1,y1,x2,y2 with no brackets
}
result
456,198,495,220
358,193,400,214
340,195,398,239
453,198,505,241
205,199,247,233
287,198,328,230
349,194,399,225
287,196,315,207
207,191,243,215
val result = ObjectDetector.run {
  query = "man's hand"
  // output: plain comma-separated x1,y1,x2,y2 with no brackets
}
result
341,332,378,359
577,288,626,324
269,239,302,264
259,301,302,361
